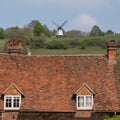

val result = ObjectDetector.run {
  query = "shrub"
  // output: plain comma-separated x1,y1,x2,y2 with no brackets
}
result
103,114,110,120
46,40,67,49
30,39,45,49
80,45,86,50
103,115,120,120
70,39,81,48
117,40,120,48
80,38,108,49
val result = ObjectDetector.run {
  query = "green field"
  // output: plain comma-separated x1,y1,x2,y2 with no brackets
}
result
31,47,106,55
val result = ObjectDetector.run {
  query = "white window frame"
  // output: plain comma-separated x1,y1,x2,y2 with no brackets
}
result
77,95,93,110
4,95,21,110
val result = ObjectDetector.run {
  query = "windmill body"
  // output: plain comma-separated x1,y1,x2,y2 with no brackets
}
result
53,21,67,38
56,27,64,37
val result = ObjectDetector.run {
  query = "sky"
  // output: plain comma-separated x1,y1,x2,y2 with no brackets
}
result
0,0,120,32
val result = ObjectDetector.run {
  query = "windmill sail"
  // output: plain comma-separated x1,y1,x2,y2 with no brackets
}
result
53,22,59,27
61,20,67,28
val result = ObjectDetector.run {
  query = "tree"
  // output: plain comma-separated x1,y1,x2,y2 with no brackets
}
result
0,28,5,39
66,30,86,37
25,20,39,31
51,29,56,36
106,29,114,35
43,24,51,37
90,25,104,36
5,26,20,38
33,21,43,36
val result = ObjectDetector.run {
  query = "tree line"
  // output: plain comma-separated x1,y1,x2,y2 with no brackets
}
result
0,20,116,50
0,20,115,39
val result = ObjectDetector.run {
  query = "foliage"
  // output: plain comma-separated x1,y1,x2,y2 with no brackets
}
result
70,39,81,48
0,39,7,53
51,29,57,36
0,28,5,39
103,114,110,119
33,21,44,36
33,21,51,37
66,30,85,38
46,40,67,49
80,37,108,49
5,26,20,38
33,39,45,49
103,115,120,120
80,45,86,50
30,36,45,49
90,25,105,36
43,25,51,37
26,20,38,31
106,29,114,35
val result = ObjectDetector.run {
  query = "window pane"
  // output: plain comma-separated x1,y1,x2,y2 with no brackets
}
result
13,97,20,108
78,96,84,107
86,96,92,107
6,97,12,108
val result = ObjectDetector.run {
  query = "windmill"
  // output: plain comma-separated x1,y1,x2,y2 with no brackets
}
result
53,20,67,38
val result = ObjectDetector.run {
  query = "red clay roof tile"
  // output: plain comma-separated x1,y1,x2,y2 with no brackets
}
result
0,54,119,112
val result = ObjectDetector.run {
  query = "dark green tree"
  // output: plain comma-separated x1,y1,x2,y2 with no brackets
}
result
43,24,51,37
33,21,43,36
90,25,104,36
106,29,114,35
0,27,5,39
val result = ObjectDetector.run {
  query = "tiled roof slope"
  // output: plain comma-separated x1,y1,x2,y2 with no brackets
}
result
0,54,119,112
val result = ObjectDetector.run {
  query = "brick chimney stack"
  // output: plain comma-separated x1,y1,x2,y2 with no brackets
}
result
7,38,23,54
107,40,117,62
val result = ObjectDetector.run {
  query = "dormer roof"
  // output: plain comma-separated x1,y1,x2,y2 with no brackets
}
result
75,83,95,95
2,83,24,96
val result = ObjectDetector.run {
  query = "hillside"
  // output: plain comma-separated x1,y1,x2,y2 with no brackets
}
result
0,35,120,55
29,35,120,57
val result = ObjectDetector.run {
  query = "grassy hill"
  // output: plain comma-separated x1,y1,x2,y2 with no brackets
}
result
30,34,120,55
31,47,106,55
0,35,120,55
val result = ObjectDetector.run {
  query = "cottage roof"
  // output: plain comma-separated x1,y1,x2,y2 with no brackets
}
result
0,54,119,112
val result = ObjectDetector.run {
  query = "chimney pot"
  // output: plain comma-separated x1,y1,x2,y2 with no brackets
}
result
107,40,117,62
7,38,23,54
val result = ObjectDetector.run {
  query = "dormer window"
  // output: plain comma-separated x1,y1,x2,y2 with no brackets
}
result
75,83,95,110
2,83,24,110
4,95,21,110
77,95,93,110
